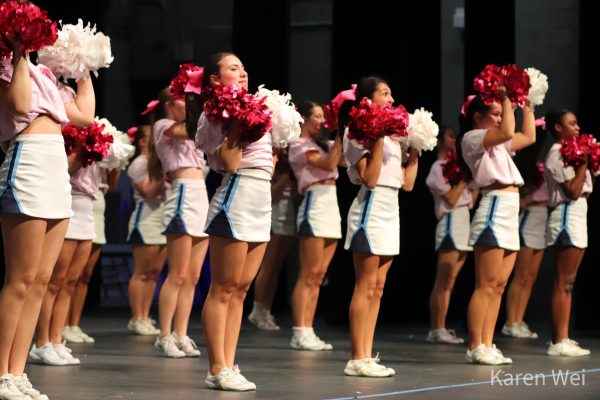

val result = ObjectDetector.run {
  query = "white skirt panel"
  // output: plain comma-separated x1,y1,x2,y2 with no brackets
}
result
344,185,400,256
162,179,209,238
546,197,587,249
0,134,72,219
65,194,95,241
271,195,296,236
92,191,106,245
435,205,473,252
128,200,167,245
519,205,547,250
297,185,342,239
469,190,520,251
205,169,272,242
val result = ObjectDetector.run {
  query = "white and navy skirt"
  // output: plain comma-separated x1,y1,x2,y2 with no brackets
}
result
344,185,399,256
435,206,472,252
469,190,520,251
546,197,587,249
297,185,342,239
0,134,72,219
205,169,271,242
162,179,209,238
65,194,96,241
128,200,167,245
271,195,296,236
519,205,548,250
92,191,106,245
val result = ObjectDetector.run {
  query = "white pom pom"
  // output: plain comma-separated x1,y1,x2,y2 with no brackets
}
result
95,117,135,170
255,85,303,148
407,108,439,154
525,67,549,109
37,19,114,81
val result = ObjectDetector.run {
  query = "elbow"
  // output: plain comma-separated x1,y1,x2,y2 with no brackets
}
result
71,116,95,128
14,104,29,115
402,182,415,192
362,178,377,190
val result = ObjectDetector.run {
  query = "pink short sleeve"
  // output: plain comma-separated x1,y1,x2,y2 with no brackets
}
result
461,129,486,163
343,135,368,166
195,112,226,155
546,145,575,184
57,82,76,104
425,161,450,195
0,58,13,83
127,156,148,184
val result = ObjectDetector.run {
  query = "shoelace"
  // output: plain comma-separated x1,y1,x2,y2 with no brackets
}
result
181,337,198,350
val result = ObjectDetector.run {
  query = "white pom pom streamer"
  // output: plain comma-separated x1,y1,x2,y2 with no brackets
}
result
95,117,135,170
525,67,549,109
407,108,439,154
37,19,114,80
255,85,303,148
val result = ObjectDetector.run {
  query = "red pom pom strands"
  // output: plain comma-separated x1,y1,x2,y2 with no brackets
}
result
203,84,272,143
62,122,114,167
0,1,58,58
559,133,600,173
169,63,204,100
346,98,408,148
442,149,472,187
473,64,530,107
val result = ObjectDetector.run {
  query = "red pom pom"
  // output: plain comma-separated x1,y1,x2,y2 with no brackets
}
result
560,133,600,173
323,102,338,131
203,84,272,143
169,63,203,100
473,64,530,107
442,149,472,186
62,122,114,166
0,1,57,58
346,98,408,147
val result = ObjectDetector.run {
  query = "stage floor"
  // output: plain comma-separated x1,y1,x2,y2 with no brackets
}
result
26,311,599,399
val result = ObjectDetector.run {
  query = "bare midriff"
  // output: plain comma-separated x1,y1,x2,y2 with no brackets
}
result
168,167,204,181
481,181,519,192
21,115,61,135
310,178,336,187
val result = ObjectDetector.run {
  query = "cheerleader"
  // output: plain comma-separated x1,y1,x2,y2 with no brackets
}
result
126,125,167,335
193,52,271,391
31,162,100,366
63,167,120,344
543,109,592,356
502,129,547,340
0,40,94,397
247,148,296,331
425,126,474,344
149,87,208,358
287,100,343,350
459,91,535,365
342,77,418,377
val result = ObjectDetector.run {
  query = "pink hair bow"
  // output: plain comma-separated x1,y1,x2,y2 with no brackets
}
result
184,68,204,95
460,95,476,116
140,100,159,116
535,117,546,129
331,83,357,109
127,126,139,142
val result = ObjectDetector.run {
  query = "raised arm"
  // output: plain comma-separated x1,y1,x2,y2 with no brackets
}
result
482,95,515,149
0,47,31,115
355,137,384,189
401,147,418,191
64,78,95,127
511,104,536,152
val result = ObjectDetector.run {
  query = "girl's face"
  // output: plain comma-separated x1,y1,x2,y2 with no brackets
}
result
474,102,502,130
167,99,186,123
211,55,248,90
371,83,394,107
442,128,456,151
303,106,325,137
555,112,580,140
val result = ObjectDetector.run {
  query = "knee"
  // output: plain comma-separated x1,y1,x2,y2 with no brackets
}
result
8,273,37,300
306,270,326,289
78,272,93,286
557,274,577,293
373,282,385,300
62,276,80,292
210,281,238,303
438,275,458,292
479,280,507,297
233,281,252,301
355,279,378,300
166,272,187,288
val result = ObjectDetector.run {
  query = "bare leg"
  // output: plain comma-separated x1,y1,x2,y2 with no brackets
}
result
68,243,101,327
429,250,467,329
304,239,337,327
505,247,544,325
291,236,325,327
253,234,294,309
552,247,585,343
129,245,166,320
363,256,393,358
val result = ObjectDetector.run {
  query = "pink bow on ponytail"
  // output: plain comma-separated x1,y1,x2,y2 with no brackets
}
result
140,100,159,116
460,95,476,116
184,68,204,95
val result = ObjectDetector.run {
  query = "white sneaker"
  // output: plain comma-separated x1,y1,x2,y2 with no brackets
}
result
547,339,591,357
290,334,330,351
29,343,69,366
128,319,158,336
141,320,161,335
173,334,201,357
205,367,256,391
69,326,94,344
307,330,333,350
53,343,81,365
154,335,185,358
62,326,84,344
465,344,503,365
502,322,538,339
426,328,465,344
517,322,538,339
248,304,280,331
344,359,393,377
370,353,395,376
487,344,513,364
12,374,48,400
0,374,31,400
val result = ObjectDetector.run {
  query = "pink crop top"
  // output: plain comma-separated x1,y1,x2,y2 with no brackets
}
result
288,137,338,194
0,58,73,141
343,130,404,189
460,129,524,189
195,112,274,175
530,180,548,203
425,160,474,220
71,163,100,199
545,143,593,207
152,118,205,174
127,155,166,203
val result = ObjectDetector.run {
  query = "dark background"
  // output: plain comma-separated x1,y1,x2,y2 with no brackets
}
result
1,0,598,332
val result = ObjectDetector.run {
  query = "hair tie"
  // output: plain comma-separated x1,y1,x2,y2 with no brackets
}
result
460,95,476,116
